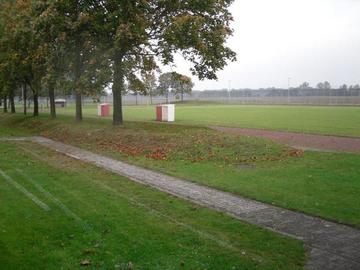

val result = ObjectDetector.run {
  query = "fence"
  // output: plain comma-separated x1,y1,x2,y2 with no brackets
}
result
3,88,360,108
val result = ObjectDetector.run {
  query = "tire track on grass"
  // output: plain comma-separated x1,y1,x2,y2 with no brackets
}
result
12,146,93,232
0,168,50,212
15,168,88,228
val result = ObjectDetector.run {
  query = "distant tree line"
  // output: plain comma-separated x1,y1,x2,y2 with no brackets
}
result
0,0,236,124
299,81,360,91
197,81,360,98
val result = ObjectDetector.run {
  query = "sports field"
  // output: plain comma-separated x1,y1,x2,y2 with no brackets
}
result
1,103,360,268
57,103,360,137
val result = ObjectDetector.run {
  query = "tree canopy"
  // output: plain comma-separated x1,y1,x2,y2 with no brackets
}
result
0,0,236,124
158,72,194,102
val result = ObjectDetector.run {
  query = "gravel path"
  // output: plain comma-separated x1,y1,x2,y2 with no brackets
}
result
212,126,360,153
3,136,360,269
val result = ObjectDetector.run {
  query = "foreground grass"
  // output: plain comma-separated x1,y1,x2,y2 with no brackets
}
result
1,113,360,228
0,141,306,269
134,152,360,227
57,103,360,137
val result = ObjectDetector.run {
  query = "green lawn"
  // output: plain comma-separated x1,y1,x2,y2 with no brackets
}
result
0,141,305,269
56,103,360,137
134,151,360,227
1,113,360,228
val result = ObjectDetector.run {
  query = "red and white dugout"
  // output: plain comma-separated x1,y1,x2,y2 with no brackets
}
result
156,104,175,122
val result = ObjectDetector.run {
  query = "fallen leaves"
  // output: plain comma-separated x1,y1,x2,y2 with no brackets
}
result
39,122,301,166
99,142,144,156
288,149,304,158
145,148,168,160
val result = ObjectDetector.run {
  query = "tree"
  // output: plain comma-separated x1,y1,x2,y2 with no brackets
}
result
99,1,236,125
316,82,324,89
1,1,28,115
158,72,175,103
32,1,67,118
2,95,7,113
143,72,157,105
317,81,331,90
157,72,194,102
0,5,26,114
127,74,146,105
0,7,5,112
36,0,110,121
340,84,348,90
22,84,27,115
0,0,46,117
172,73,194,101
299,82,310,89
323,81,331,89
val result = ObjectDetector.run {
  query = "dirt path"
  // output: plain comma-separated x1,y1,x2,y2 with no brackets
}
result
212,126,360,153
2,136,360,269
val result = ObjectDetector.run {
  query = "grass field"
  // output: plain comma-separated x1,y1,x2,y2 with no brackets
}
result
1,113,360,228
0,140,306,269
55,103,360,137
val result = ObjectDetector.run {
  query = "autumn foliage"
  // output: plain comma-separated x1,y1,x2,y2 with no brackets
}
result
38,120,301,166
1,0,236,125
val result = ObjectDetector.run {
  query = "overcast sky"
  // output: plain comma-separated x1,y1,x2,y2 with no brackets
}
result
169,0,360,90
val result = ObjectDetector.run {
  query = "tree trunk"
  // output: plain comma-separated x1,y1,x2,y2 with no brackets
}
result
3,96,7,113
112,55,124,125
33,93,39,117
75,91,82,121
181,89,184,102
149,91,153,105
49,83,56,118
23,84,27,115
9,93,15,113
74,39,82,121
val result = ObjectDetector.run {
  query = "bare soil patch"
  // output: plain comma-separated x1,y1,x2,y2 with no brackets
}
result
212,126,360,153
